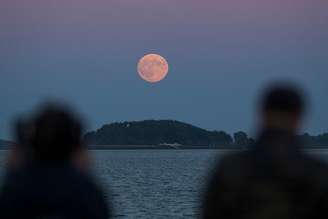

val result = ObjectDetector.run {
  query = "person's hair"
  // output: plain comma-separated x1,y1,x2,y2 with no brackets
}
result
260,83,306,116
29,103,84,161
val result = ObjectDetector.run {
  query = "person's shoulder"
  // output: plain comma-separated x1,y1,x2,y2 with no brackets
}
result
210,151,253,183
61,167,111,218
218,150,253,170
301,154,328,179
63,167,103,193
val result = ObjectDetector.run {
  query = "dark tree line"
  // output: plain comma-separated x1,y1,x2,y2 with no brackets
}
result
84,120,250,147
85,120,227,146
299,133,328,148
84,120,328,148
1,120,326,148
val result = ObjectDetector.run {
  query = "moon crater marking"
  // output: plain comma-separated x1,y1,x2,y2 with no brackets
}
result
137,54,169,83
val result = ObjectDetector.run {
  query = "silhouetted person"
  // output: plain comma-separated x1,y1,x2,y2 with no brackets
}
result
203,84,328,219
0,104,111,219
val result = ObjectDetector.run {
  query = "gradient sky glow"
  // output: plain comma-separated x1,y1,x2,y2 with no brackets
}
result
0,0,327,139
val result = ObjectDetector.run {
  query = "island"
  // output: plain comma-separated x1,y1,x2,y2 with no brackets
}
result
84,120,242,148
84,120,328,149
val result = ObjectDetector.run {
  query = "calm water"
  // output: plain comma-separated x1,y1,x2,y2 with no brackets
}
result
1,149,328,218
92,150,220,218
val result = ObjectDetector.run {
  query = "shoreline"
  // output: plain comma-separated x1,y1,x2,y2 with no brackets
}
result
87,145,242,150
1,145,328,150
87,145,328,150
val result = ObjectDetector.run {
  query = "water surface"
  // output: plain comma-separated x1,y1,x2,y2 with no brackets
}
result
1,149,328,218
92,150,220,218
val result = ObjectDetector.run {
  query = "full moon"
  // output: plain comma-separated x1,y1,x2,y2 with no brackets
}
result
137,54,169,83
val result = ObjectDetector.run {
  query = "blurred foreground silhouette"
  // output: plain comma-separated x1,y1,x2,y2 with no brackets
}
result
203,84,328,219
0,103,111,219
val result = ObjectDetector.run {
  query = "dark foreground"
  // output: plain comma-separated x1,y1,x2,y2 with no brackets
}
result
1,149,328,218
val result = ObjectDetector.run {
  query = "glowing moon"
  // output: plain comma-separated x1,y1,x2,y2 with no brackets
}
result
137,54,169,83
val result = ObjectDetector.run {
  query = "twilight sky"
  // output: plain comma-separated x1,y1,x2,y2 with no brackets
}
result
0,0,327,139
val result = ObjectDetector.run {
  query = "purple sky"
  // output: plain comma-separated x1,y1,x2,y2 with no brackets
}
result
0,0,327,139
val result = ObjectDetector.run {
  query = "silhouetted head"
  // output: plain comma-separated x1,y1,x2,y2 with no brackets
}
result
29,103,84,161
259,84,306,134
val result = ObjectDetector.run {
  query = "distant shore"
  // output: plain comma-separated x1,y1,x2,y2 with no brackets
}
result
86,145,328,150
1,145,328,151
87,145,232,150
